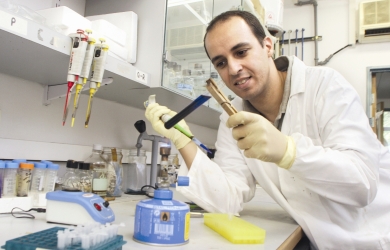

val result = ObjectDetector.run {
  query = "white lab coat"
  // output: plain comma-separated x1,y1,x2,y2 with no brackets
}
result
178,57,390,249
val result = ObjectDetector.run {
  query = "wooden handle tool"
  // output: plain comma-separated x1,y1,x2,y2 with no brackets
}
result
206,78,238,116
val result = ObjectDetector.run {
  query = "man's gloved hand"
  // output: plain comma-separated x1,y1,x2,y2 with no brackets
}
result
145,103,192,150
226,111,296,169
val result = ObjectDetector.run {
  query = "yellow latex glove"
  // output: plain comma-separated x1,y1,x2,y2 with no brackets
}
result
226,111,296,169
145,103,192,149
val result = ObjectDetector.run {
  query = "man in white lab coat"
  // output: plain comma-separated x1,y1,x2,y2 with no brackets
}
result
145,10,390,249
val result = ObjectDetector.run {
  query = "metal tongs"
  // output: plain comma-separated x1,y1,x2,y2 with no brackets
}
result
206,78,238,116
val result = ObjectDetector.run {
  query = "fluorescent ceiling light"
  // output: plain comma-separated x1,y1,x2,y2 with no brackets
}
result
183,4,208,25
168,0,203,7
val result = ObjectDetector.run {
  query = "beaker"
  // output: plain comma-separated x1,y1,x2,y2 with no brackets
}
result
126,149,147,192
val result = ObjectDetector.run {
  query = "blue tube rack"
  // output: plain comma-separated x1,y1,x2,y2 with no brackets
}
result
1,227,127,250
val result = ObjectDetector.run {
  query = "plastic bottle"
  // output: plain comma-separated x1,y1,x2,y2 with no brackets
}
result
17,162,34,197
79,162,93,192
30,162,46,205
30,162,46,193
102,147,123,197
85,144,108,197
0,161,5,198
44,163,59,193
3,162,18,197
62,160,81,191
126,149,147,193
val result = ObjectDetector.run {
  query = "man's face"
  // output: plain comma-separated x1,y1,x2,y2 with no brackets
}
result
205,17,272,102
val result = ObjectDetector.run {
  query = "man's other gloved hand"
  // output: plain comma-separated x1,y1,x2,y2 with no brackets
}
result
226,111,296,169
145,103,192,150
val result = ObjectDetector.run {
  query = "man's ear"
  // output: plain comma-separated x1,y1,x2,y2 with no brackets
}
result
263,36,274,57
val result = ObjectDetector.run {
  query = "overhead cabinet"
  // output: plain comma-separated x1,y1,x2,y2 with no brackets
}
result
0,0,264,129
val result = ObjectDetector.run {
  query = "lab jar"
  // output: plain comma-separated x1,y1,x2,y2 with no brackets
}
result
16,162,34,197
43,163,59,192
0,161,4,197
102,147,123,197
85,144,108,197
62,160,81,191
126,149,147,192
78,162,93,192
3,162,18,197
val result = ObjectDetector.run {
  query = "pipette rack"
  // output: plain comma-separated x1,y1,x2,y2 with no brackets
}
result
1,227,126,250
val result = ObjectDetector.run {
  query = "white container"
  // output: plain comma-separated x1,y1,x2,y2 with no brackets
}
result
30,162,47,206
86,11,138,63
36,6,92,36
3,162,18,197
30,162,46,193
44,163,59,192
259,0,284,34
90,19,127,47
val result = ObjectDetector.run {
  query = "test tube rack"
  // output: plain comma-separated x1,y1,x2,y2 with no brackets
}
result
1,227,126,250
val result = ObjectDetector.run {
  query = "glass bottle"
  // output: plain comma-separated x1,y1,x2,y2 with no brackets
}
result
0,161,4,197
78,162,93,192
62,160,80,191
102,147,123,197
127,149,147,192
44,163,59,193
17,162,34,197
85,144,108,197
3,162,18,197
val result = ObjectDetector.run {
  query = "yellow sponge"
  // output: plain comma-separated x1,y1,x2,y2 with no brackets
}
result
203,213,266,244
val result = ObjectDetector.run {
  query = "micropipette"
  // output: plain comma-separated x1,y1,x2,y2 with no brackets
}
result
144,95,212,154
63,29,89,126
71,29,96,127
85,38,109,128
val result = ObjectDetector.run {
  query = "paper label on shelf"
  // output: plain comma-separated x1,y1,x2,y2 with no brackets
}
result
136,69,148,84
0,10,28,36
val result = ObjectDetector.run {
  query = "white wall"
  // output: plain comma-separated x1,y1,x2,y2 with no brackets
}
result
283,0,390,109
0,73,218,161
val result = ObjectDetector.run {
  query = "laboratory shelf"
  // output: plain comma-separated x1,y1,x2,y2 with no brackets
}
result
0,7,220,129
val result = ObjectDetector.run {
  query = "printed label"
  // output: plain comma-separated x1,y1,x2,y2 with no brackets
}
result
0,10,28,36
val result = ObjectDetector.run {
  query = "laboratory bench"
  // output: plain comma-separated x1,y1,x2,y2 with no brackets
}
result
0,188,302,250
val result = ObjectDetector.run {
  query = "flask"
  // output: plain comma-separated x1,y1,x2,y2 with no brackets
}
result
85,144,108,197
0,161,5,197
44,163,59,192
102,147,123,197
3,162,18,197
79,162,93,192
30,162,46,205
126,149,147,193
62,160,80,191
16,162,34,197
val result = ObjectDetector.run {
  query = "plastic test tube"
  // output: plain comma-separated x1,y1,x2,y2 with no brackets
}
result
17,162,34,197
44,164,59,192
3,162,18,197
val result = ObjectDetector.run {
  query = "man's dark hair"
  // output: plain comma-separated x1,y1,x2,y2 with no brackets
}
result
203,10,266,59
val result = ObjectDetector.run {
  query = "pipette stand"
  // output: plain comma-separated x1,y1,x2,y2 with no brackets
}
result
134,120,170,194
